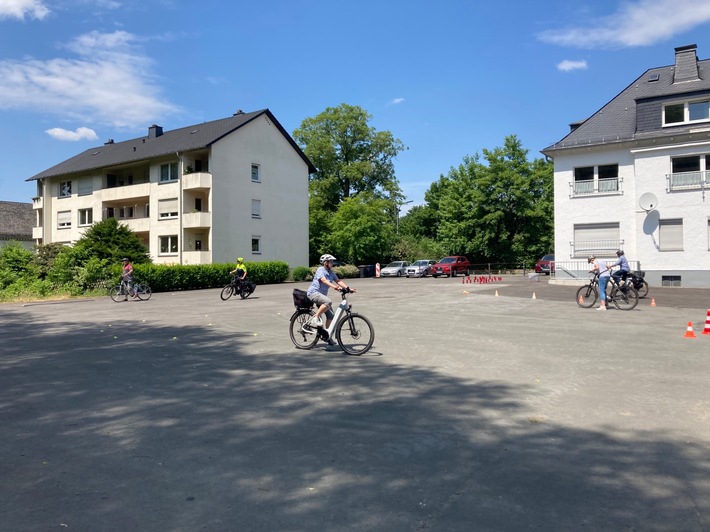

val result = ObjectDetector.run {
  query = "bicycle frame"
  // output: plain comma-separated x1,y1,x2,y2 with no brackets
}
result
319,292,352,341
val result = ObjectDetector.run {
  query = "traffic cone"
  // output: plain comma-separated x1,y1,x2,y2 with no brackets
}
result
650,298,656,307
463,290,470,295
578,294,584,304
702,310,710,335
684,322,696,338
462,276,465,284
495,290,499,297
532,292,537,300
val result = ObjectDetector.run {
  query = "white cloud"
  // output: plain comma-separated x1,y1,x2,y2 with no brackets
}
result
390,97,405,105
557,59,588,72
0,0,49,19
45,126,98,141
0,30,179,129
538,0,710,49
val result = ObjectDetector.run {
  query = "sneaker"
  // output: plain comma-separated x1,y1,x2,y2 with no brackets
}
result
596,306,606,311
309,317,323,327
327,338,336,346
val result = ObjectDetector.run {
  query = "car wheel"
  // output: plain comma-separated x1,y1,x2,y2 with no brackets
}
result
451,269,456,277
397,271,401,277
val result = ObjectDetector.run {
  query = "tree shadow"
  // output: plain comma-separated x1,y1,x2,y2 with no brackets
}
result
0,309,707,531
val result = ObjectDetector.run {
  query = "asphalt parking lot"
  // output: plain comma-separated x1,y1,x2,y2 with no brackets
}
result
1,275,709,531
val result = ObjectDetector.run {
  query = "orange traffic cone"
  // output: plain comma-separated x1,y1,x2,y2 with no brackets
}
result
650,298,656,307
578,295,584,304
702,310,710,335
684,322,696,338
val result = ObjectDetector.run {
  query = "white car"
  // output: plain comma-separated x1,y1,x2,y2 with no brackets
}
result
406,260,436,277
380,261,409,277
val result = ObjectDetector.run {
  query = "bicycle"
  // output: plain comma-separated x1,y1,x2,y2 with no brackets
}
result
576,271,638,310
110,279,152,302
220,275,255,300
289,287,375,356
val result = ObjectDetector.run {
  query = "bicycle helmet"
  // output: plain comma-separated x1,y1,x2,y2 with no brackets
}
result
616,250,624,257
122,257,129,262
587,255,596,263
237,257,244,262
320,253,336,264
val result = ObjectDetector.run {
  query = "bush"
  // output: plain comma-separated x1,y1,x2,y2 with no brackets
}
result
292,266,313,282
309,264,359,279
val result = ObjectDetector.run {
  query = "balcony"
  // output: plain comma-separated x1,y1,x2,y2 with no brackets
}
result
183,211,211,228
32,226,43,239
182,250,211,265
183,172,212,191
99,182,151,202
121,216,150,232
32,196,43,210
570,177,622,197
666,171,709,192
569,239,624,258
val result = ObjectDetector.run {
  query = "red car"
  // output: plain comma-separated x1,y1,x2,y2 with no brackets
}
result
431,256,471,277
534,254,555,275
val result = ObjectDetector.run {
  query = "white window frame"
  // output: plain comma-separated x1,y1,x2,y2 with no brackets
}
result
160,162,178,183
59,181,72,198
252,235,261,254
663,98,710,126
159,235,179,255
158,198,179,220
251,199,261,219
251,164,260,183
659,219,683,251
79,208,93,226
57,210,72,228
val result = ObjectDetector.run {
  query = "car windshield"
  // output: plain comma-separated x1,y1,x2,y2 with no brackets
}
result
541,255,554,261
387,262,404,268
412,260,427,266
439,257,455,264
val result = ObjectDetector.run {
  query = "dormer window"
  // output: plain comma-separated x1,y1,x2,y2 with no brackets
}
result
663,99,710,126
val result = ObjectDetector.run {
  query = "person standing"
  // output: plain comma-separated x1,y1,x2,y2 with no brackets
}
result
588,254,611,310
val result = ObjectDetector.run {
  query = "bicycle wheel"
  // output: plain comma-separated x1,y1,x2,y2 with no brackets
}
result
289,309,319,349
611,285,639,311
636,280,649,299
136,284,152,300
575,284,598,308
220,285,233,301
239,284,251,299
109,285,123,302
336,313,375,356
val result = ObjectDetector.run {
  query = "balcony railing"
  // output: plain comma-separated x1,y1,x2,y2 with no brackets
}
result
569,240,624,258
570,177,622,197
32,196,43,210
182,211,211,229
183,171,212,190
666,171,709,192
32,226,44,239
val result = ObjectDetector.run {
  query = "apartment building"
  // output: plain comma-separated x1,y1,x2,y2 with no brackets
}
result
543,45,710,288
27,109,315,267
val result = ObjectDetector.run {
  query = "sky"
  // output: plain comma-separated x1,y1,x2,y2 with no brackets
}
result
2,0,710,210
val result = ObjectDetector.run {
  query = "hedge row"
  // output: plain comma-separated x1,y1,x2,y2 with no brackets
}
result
112,261,290,292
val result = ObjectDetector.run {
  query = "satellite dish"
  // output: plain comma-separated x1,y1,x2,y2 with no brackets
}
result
639,192,658,211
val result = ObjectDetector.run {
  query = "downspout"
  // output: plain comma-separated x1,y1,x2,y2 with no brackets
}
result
177,152,183,265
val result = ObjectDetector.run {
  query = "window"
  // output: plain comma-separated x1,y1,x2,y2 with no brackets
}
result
59,181,72,198
251,199,261,218
572,223,620,257
707,219,710,250
158,199,178,219
160,163,178,182
160,235,178,255
661,275,682,287
251,164,260,182
663,99,710,126
659,219,683,251
57,210,71,228
574,167,593,181
79,209,93,226
78,178,93,196
252,236,261,253
572,165,619,195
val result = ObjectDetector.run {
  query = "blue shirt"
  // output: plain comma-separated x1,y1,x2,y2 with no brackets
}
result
307,266,339,296
611,255,630,272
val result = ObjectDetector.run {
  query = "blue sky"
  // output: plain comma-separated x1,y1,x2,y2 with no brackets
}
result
2,0,710,210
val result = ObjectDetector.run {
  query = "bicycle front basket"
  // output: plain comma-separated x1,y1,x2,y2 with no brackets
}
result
292,289,311,309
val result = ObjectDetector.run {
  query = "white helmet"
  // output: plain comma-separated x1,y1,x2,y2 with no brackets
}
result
320,253,336,264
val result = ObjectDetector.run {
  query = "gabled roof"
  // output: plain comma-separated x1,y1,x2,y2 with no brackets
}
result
27,109,316,181
543,45,710,155
0,201,34,240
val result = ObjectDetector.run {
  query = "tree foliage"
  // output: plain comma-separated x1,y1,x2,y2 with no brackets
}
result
72,217,150,264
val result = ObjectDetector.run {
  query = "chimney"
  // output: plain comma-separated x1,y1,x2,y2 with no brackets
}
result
148,124,163,138
104,139,114,145
673,44,699,83
233,109,244,115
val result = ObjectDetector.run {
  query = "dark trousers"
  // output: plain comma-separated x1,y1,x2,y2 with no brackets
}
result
612,270,629,284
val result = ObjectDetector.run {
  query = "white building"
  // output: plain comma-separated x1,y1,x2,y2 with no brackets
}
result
28,109,314,267
543,44,710,288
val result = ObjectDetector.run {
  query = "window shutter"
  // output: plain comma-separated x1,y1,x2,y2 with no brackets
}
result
659,219,683,251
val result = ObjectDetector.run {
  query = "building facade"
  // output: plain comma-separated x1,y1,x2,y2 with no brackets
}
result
28,109,314,267
543,45,710,288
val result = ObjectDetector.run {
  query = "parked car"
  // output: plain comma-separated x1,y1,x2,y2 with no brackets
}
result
431,256,471,277
406,260,436,278
380,261,409,277
534,254,555,275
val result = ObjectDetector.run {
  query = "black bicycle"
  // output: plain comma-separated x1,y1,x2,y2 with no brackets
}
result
220,275,255,300
576,271,639,310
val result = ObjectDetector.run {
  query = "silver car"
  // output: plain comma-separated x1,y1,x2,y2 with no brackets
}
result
406,260,436,277
380,261,409,277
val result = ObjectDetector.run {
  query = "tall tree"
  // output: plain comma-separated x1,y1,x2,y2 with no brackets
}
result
72,217,150,264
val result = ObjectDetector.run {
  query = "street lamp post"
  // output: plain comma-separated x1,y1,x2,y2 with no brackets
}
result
396,200,413,233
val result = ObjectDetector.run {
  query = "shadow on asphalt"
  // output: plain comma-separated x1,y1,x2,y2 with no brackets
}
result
1,310,707,530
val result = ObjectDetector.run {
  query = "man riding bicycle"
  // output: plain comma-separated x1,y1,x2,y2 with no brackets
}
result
610,249,631,286
306,254,354,344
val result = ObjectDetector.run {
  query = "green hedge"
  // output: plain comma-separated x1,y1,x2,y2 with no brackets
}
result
110,261,290,292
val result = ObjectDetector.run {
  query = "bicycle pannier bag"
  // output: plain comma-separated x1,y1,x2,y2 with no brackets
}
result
292,289,311,308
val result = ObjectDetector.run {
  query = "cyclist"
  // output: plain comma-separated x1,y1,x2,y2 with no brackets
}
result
229,257,248,291
306,254,354,341
610,249,631,287
588,254,610,311
121,257,135,301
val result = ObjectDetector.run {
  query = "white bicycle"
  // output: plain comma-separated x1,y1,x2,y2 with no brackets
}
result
289,287,375,356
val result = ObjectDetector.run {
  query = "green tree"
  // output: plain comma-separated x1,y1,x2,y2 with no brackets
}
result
34,242,68,279
72,217,150,265
0,242,37,289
